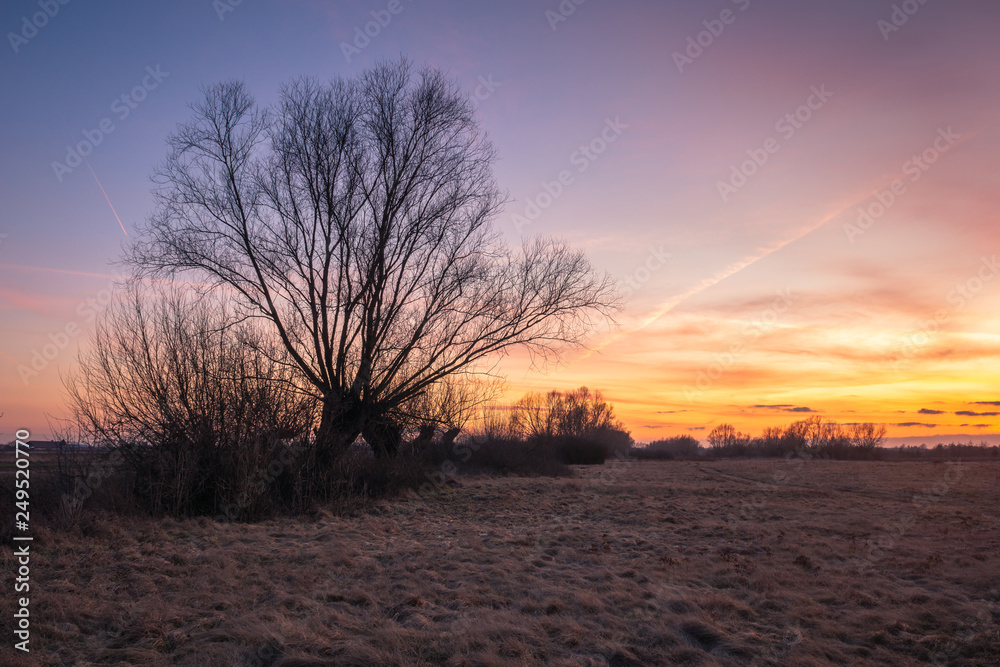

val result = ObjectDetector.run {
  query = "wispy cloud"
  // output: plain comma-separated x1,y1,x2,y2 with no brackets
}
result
0,263,123,280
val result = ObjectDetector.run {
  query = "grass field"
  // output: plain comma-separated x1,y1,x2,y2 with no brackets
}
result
2,459,999,665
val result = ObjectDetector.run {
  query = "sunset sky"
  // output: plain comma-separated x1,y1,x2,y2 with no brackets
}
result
2,0,999,444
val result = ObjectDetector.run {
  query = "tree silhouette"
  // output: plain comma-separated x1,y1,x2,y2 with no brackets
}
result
129,59,617,462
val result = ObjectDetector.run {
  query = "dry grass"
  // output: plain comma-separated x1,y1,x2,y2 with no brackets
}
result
3,460,999,665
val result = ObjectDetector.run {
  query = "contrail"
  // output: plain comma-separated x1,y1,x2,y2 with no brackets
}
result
83,158,128,236
58,113,128,236
593,126,980,355
580,193,883,359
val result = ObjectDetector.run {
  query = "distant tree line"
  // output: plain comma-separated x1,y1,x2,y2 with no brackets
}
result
880,442,999,461
705,417,888,460
633,417,1000,461
632,417,888,460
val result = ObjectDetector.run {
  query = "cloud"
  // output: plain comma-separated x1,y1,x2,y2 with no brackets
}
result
972,401,1000,406
0,262,123,280
897,422,938,428
918,408,945,415
588,213,844,356
960,424,990,428
737,325,1000,367
688,426,706,431
752,404,816,413
956,411,1000,417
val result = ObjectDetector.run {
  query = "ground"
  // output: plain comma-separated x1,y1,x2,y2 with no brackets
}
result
2,459,999,665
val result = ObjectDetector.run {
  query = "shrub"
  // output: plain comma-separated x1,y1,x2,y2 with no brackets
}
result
705,424,754,457
634,435,700,460
469,386,632,470
554,435,610,465
65,283,317,520
450,436,571,477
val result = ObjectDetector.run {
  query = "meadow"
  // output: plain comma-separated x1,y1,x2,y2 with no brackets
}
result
2,459,998,665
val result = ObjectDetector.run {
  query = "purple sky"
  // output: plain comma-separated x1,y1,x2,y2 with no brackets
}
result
3,0,1000,443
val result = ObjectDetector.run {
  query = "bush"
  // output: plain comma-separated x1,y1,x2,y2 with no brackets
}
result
554,435,610,465
322,446,432,506
634,435,700,460
468,386,632,470
446,436,571,477
66,283,317,520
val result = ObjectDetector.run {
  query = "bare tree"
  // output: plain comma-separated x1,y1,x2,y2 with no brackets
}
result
129,59,617,463
707,424,735,453
551,387,622,439
65,282,315,516
848,422,887,454
480,405,522,442
511,387,624,440
707,423,750,455
510,391,558,440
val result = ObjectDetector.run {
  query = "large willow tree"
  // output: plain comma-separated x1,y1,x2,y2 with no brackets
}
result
129,58,617,462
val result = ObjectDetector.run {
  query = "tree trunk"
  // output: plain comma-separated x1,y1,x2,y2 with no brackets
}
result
411,424,437,453
363,418,402,459
441,427,461,448
314,394,363,466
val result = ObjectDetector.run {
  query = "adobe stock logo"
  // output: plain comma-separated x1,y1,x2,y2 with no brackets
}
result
877,0,931,41
340,0,411,63
672,0,752,74
619,246,671,299
716,85,833,202
545,0,587,32
684,289,794,401
51,65,170,182
18,273,126,384
213,0,244,21
470,75,501,110
843,127,959,244
7,0,71,54
511,117,627,233
891,255,998,371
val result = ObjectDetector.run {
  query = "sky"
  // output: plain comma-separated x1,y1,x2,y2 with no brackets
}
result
2,0,999,445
